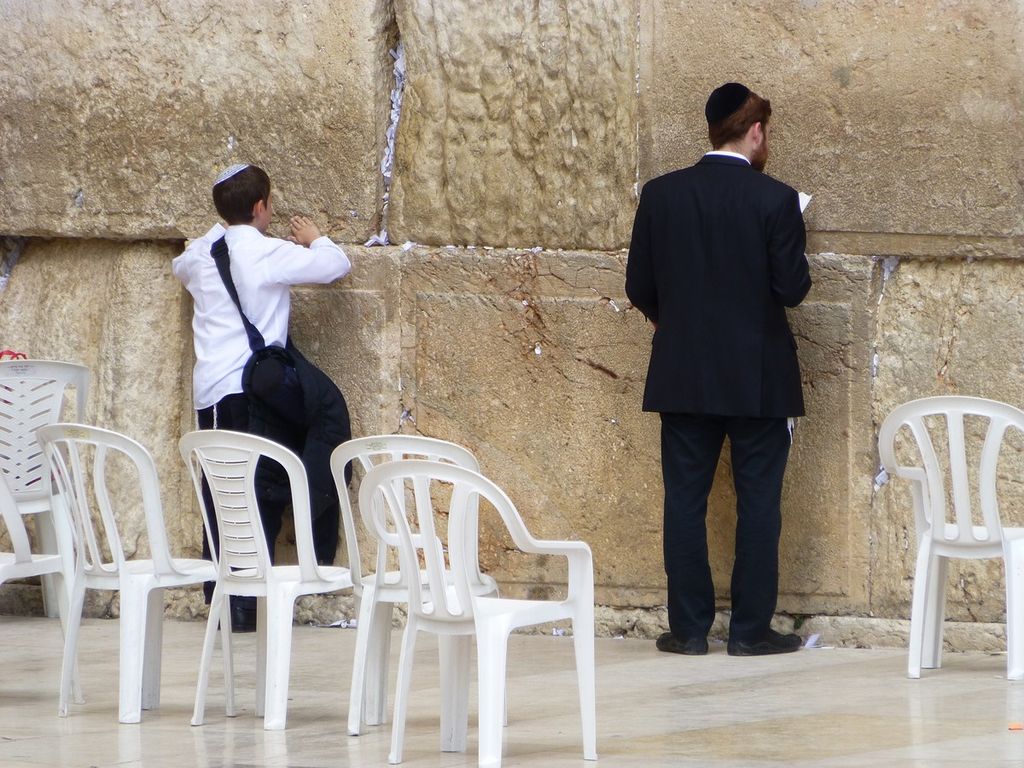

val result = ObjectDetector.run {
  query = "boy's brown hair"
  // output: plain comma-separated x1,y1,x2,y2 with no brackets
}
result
213,165,271,224
708,92,772,149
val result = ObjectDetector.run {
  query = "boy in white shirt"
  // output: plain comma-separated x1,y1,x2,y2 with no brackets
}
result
173,163,351,630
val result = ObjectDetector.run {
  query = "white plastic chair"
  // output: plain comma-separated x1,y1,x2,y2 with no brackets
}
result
181,429,354,730
0,360,88,617
360,460,597,767
36,423,220,723
0,470,82,705
329,434,486,737
0,471,67,598
879,396,1024,679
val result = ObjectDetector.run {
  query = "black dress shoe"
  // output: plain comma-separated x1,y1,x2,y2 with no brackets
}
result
656,632,708,655
230,596,257,633
727,629,801,656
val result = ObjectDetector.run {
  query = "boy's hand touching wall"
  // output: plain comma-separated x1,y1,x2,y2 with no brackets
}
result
288,215,322,247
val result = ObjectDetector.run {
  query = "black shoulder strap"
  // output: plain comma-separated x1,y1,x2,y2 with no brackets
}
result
211,236,266,352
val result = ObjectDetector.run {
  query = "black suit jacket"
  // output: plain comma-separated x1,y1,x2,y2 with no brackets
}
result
625,154,811,417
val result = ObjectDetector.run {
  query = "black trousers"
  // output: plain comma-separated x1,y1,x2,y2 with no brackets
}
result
660,412,790,642
197,392,286,602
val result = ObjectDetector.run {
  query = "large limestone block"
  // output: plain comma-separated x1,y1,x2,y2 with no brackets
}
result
0,0,387,242
389,0,638,250
639,0,1024,239
290,246,403,441
0,238,194,597
702,254,877,615
783,253,877,611
397,247,878,614
399,247,659,606
99,246,196,559
871,258,1024,622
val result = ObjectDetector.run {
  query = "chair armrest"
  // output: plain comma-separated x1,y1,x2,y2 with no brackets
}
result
515,540,593,603
898,467,927,484
893,468,931,538
518,539,591,558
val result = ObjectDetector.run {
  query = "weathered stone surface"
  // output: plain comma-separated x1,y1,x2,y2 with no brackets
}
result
0,238,195,607
3,236,1023,639
778,254,878,610
398,246,658,604
639,0,1024,240
99,246,198,558
0,239,191,467
1,0,1023,651
801,616,1009,654
394,247,878,615
0,240,114,378
279,247,402,569
871,258,1024,623
693,254,878,614
0,239,401,613
291,247,403,440
389,0,638,249
0,0,388,242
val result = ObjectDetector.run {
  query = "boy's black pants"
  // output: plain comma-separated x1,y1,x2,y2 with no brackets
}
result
196,392,286,603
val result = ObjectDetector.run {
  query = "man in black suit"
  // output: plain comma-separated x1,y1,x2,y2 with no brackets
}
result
625,83,811,657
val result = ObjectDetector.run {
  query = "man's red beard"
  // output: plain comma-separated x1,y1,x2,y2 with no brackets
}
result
751,143,768,172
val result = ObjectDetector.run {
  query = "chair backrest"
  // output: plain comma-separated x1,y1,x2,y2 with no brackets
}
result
179,429,323,585
329,435,479,588
36,423,181,578
0,360,89,500
878,396,1024,548
359,460,533,624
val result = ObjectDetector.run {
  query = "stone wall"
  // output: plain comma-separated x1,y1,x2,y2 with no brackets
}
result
1,1,1023,644
0,0,388,242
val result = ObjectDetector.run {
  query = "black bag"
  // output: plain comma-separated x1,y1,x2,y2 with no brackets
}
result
210,236,305,425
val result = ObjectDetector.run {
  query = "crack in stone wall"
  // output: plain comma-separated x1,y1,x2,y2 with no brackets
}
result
0,237,25,296
366,0,406,247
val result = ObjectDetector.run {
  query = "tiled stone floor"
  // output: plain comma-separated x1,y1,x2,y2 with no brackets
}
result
1,616,1023,767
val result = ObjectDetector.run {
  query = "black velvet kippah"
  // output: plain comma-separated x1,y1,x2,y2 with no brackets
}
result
705,82,751,124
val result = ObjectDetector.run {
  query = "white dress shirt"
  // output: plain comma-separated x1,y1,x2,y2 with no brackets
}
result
172,223,352,410
704,150,751,164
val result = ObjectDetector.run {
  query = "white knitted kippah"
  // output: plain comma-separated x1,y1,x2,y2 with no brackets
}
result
213,163,250,187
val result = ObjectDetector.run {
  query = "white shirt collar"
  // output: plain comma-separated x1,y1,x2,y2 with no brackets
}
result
704,150,751,164
225,223,262,238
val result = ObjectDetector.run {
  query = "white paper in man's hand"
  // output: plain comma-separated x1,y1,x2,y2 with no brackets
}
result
798,192,812,213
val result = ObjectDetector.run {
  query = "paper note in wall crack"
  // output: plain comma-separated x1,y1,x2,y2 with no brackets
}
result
798,192,812,213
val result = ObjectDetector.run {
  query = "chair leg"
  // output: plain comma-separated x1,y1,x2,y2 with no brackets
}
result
141,587,164,712
907,543,934,679
348,589,381,735
118,580,153,724
256,596,267,718
439,634,471,753
262,591,296,731
572,616,597,761
388,617,419,765
475,620,511,768
192,588,225,726
54,570,84,704
922,556,948,670
37,505,62,619
365,598,395,727
59,575,87,717
219,598,236,717
1005,540,1024,680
